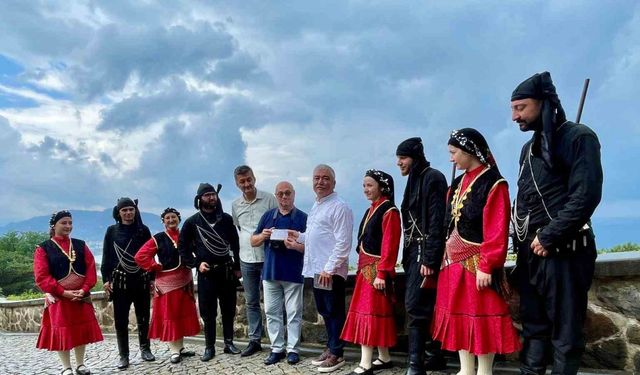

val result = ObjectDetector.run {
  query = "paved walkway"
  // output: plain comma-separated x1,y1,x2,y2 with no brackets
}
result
1,332,630,374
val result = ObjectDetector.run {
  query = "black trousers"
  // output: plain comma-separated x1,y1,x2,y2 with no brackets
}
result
112,274,151,333
403,245,438,331
197,267,237,341
517,235,596,375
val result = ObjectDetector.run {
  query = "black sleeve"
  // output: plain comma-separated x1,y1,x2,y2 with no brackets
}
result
226,215,241,271
178,218,196,268
422,171,448,268
101,226,114,282
539,133,603,249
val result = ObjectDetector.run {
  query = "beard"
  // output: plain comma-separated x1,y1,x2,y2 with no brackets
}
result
518,115,542,132
200,201,217,211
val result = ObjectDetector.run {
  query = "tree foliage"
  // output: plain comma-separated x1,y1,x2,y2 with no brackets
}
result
598,242,640,254
0,231,48,296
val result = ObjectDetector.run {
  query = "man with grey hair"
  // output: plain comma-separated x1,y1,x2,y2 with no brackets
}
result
290,164,354,373
251,181,307,365
231,165,278,357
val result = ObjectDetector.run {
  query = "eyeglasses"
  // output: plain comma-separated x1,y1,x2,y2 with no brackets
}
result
276,191,292,198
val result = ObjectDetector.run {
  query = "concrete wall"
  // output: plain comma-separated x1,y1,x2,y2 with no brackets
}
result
2,252,639,372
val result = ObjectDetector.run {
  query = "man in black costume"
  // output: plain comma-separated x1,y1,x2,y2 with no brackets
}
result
101,197,154,369
510,72,603,375
179,183,242,361
396,137,448,375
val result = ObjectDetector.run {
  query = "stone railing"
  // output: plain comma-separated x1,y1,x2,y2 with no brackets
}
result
1,252,639,372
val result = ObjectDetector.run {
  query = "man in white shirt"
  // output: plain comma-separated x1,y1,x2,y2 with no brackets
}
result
231,165,278,357
290,164,353,373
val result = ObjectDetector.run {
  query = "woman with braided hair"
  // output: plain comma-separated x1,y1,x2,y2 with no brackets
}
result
34,210,103,375
135,207,201,364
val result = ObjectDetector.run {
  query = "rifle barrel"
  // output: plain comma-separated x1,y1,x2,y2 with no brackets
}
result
576,78,590,123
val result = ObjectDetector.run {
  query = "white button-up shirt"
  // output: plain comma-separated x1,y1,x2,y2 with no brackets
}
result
232,189,278,263
300,192,354,279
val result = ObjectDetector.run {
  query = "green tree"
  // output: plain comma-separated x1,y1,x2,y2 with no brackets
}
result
599,242,640,254
0,231,48,296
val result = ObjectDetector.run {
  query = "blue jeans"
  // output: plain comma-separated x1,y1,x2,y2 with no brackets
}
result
263,280,303,353
312,275,346,357
240,261,264,342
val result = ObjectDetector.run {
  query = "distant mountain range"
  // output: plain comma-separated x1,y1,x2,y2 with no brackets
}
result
0,209,164,259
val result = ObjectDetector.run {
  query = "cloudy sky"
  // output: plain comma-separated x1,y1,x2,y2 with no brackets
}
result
0,1,638,248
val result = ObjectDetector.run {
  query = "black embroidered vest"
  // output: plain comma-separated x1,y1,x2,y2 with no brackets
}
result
40,238,87,280
153,232,180,270
446,168,505,243
357,200,398,257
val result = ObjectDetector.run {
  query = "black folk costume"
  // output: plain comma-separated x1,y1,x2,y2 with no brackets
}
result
397,138,448,374
511,72,603,375
100,198,154,367
178,183,241,361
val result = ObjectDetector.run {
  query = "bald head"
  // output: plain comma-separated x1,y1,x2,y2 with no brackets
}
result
275,181,295,212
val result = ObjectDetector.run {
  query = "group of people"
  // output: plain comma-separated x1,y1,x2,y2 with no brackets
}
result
34,71,602,375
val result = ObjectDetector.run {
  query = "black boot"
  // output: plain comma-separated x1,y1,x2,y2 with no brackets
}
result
406,328,426,375
116,330,130,370
424,336,447,371
138,324,155,361
201,322,216,362
223,339,241,355
520,339,548,375
551,349,582,375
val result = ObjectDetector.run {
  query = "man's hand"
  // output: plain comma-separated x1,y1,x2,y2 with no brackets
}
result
531,235,549,257
284,237,304,253
476,270,492,291
234,270,242,279
420,265,434,277
287,230,300,240
318,271,332,288
261,228,273,240
103,281,112,296
199,262,211,273
373,277,386,291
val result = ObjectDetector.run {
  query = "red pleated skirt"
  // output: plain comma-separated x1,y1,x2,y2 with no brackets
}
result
432,262,521,355
148,287,200,342
341,272,397,348
36,299,103,351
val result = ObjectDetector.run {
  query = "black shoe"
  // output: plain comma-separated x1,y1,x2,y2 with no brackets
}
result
201,347,215,362
75,364,91,375
116,355,129,370
241,341,262,357
140,347,156,362
170,353,182,364
179,348,195,357
287,352,300,365
371,358,393,371
264,351,286,365
223,341,241,355
423,355,447,371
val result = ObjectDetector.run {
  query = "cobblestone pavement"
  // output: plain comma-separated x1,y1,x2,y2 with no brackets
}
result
2,332,629,375
2,332,449,375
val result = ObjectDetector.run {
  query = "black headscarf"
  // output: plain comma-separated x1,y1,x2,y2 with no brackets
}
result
112,197,144,227
448,128,496,167
365,169,395,203
511,71,567,168
161,207,181,222
49,210,71,226
396,137,431,211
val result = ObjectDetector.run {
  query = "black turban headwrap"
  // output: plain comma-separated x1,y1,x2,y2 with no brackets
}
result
512,71,567,168
448,128,496,167
161,207,181,222
112,197,144,226
193,182,222,209
49,210,72,226
397,137,431,211
365,169,395,203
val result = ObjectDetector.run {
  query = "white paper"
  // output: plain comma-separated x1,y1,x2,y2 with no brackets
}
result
270,229,288,241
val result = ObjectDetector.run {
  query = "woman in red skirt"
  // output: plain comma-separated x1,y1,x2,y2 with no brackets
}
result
341,169,401,375
135,208,200,364
34,210,103,375
432,128,521,375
